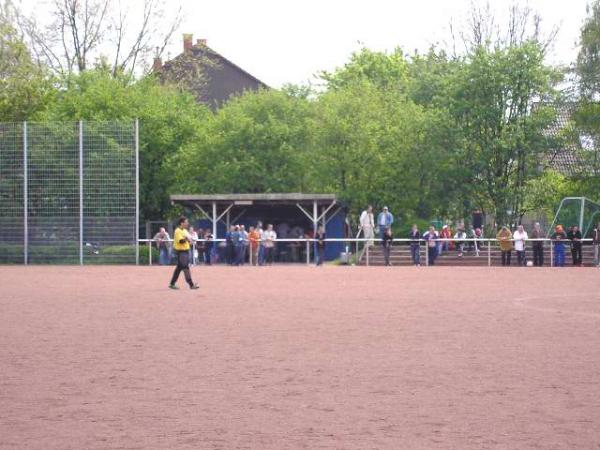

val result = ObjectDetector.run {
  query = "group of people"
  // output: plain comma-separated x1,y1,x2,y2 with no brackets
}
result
153,226,213,266
359,205,599,268
158,207,600,276
497,223,587,267
224,223,277,266
155,221,329,267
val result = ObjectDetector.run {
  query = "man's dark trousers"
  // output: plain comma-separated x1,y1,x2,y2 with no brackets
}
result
170,251,193,287
533,242,544,266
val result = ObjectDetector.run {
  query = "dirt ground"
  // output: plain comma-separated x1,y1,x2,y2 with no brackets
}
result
1,265,600,450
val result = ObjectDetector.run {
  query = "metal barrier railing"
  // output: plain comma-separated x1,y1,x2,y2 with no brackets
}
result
138,238,598,267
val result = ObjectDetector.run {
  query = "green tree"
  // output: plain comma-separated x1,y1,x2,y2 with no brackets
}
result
41,69,211,220
0,5,53,120
446,42,561,225
574,0,600,195
320,47,409,92
577,0,600,98
165,89,314,195
312,80,456,224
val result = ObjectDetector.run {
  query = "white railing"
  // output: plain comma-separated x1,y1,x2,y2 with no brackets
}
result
138,237,597,267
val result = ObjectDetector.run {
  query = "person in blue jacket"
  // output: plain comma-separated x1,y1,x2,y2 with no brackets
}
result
377,206,394,237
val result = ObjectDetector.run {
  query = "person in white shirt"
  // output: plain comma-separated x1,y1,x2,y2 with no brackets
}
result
359,205,375,247
454,228,467,257
513,224,528,266
262,224,277,265
188,226,199,265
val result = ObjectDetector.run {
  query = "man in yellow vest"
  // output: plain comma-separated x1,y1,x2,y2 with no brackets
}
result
169,216,199,290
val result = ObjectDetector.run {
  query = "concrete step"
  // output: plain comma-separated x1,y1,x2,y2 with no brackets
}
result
359,246,597,266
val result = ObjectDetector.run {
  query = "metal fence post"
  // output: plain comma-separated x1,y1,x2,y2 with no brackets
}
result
366,243,370,266
135,119,140,266
23,122,28,265
487,240,491,267
79,121,84,266
550,240,554,267
425,241,429,266
148,241,152,266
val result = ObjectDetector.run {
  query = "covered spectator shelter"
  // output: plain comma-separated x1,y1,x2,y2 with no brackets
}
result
170,193,346,261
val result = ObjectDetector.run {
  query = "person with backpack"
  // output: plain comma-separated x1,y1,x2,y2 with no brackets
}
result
551,225,568,267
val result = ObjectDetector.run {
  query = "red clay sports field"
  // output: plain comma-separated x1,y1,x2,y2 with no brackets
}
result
2,265,600,449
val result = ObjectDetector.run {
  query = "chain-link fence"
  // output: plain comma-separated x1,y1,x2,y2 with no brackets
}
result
0,121,138,264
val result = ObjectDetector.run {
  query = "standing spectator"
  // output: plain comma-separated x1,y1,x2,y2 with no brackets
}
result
473,227,483,256
153,227,171,265
360,205,375,247
238,225,249,265
248,226,261,266
439,225,452,256
377,206,394,237
466,226,476,253
409,224,421,266
530,222,545,267
568,225,583,266
382,227,393,266
262,224,277,265
203,230,213,265
551,225,568,267
231,225,241,266
225,225,235,265
594,222,600,267
256,221,265,266
497,226,513,266
513,224,528,266
423,225,438,266
315,225,326,266
454,227,467,257
196,228,205,265
188,226,199,266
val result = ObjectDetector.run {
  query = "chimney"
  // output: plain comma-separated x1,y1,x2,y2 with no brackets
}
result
197,38,207,46
183,33,193,52
153,56,162,72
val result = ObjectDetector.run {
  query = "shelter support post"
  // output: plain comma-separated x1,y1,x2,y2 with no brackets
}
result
212,202,217,238
306,240,310,265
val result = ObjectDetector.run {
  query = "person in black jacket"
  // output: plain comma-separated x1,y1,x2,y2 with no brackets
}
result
409,224,421,266
568,225,583,266
382,227,393,266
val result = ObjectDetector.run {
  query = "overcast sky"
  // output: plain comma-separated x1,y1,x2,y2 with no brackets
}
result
18,0,591,87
